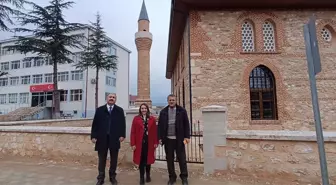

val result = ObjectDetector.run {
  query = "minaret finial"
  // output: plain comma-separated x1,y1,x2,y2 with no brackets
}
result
138,0,149,21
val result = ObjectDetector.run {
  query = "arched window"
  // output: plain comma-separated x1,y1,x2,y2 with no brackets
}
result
249,65,277,120
241,20,255,52
262,21,276,52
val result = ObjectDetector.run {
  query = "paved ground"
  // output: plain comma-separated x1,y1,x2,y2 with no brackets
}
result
0,159,247,185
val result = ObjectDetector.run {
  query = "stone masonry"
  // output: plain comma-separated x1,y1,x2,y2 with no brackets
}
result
171,10,336,131
0,126,130,166
201,105,336,184
134,1,152,107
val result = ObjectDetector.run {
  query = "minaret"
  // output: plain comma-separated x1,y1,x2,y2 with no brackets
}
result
135,0,152,108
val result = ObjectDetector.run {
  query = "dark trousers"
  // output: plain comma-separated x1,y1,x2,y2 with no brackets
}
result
139,164,151,179
164,138,188,181
97,136,119,181
139,136,150,179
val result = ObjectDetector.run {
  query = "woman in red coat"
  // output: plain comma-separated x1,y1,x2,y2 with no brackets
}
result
130,103,159,185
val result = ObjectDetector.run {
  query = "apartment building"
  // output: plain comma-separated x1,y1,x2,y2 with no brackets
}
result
0,26,131,118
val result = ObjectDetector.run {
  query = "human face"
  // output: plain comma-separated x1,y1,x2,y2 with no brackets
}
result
107,93,116,105
167,96,176,108
140,105,148,115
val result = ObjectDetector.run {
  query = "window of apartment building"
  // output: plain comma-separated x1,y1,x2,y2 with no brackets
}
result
57,72,69,82
45,73,53,83
1,48,16,55
109,47,117,56
45,57,53,65
105,92,110,100
112,78,116,87
11,60,20,69
10,77,19,86
106,76,112,86
249,65,277,120
0,94,6,104
33,58,44,67
71,70,83,80
32,74,43,84
0,62,9,71
8,93,18,104
60,90,68,101
19,93,29,104
75,52,82,62
21,75,31,85
22,59,32,68
70,89,82,101
0,78,8,87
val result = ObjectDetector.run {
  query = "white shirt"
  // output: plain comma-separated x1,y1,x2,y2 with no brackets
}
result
107,104,114,112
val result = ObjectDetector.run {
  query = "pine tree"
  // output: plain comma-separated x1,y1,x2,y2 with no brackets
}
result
0,0,26,31
0,71,8,77
4,0,84,118
75,12,118,109
0,0,27,76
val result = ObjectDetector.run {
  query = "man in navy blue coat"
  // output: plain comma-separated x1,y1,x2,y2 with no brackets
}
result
91,93,126,185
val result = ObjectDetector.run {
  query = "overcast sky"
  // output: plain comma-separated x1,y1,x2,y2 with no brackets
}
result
0,0,172,106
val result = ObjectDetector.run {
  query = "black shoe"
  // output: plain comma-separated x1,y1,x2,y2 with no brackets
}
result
140,177,145,185
145,175,151,182
167,179,176,185
96,179,104,185
110,178,118,185
182,179,189,185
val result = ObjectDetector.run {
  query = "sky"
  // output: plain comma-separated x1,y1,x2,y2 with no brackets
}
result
0,0,172,106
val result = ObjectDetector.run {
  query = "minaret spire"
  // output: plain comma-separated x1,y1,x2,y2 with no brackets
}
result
138,0,149,22
135,0,152,108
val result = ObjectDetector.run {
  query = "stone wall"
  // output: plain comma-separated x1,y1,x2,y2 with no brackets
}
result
0,126,130,165
0,110,141,165
221,138,336,184
171,10,336,131
0,118,92,127
202,105,336,184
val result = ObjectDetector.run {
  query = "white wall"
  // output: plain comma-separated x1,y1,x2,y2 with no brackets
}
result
114,46,130,110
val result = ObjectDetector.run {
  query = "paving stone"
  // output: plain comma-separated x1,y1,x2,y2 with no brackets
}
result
0,160,247,185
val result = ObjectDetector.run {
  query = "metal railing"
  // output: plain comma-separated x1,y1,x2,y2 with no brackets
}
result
155,120,204,164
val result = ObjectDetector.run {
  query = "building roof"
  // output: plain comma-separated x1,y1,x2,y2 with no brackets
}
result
138,0,149,22
129,95,137,101
165,0,336,79
0,24,132,53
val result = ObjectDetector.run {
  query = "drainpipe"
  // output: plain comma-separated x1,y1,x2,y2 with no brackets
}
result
84,28,89,117
187,14,193,132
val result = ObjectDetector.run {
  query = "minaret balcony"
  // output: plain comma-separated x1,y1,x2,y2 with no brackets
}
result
135,31,153,40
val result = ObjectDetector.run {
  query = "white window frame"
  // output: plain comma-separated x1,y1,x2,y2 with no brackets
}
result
71,70,83,81
1,62,9,71
8,93,18,104
57,72,69,82
11,60,20,69
60,90,68,101
0,94,6,104
22,59,32,68
10,77,19,86
19,93,29,104
32,74,43,84
33,58,44,67
21,75,30,85
0,78,8,87
45,73,53,83
70,89,82,101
